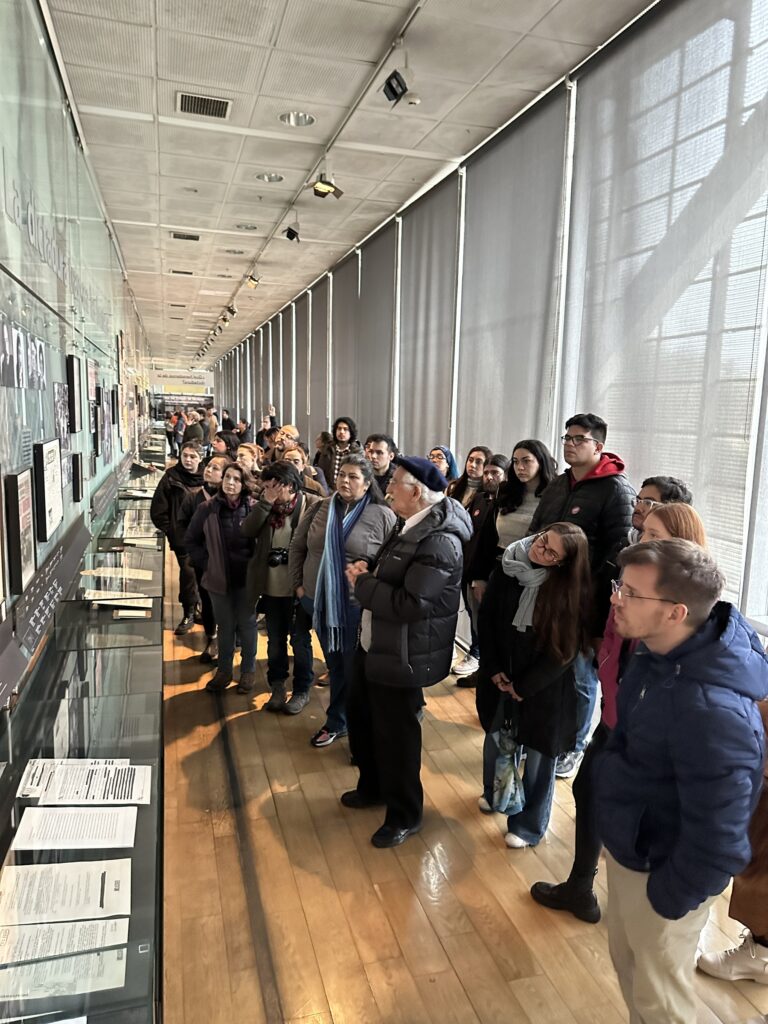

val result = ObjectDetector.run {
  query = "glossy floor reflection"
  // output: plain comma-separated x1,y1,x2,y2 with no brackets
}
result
161,554,767,1024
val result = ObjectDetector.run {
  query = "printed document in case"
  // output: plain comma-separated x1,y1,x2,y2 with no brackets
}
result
0,947,127,998
0,918,129,965
38,764,151,807
18,760,130,802
0,860,131,925
11,808,137,852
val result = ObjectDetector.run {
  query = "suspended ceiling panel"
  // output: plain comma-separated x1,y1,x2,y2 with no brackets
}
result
46,0,660,367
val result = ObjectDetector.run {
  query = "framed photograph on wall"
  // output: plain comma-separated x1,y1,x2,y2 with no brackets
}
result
0,315,16,388
66,354,82,432
86,359,98,402
110,385,118,423
11,324,27,389
94,384,102,408
53,382,70,454
6,469,35,593
72,453,84,503
32,439,64,542
92,404,102,457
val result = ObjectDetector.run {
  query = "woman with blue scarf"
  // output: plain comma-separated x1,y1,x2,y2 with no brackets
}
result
289,455,397,747
476,524,591,847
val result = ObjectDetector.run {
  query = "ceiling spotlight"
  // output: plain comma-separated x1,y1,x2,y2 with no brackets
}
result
220,314,230,325
278,111,316,128
282,209,300,243
214,325,223,336
226,305,238,317
383,68,408,105
254,171,284,183
383,40,420,106
245,274,260,289
312,171,343,199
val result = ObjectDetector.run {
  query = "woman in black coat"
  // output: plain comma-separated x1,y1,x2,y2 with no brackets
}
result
477,523,591,849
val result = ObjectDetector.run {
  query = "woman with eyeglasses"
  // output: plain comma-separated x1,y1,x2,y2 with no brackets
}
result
427,445,459,482
476,523,592,849
470,439,558,599
289,454,396,747
186,462,259,694
531,504,708,922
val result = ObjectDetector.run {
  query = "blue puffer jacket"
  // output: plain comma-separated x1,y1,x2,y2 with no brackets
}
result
596,602,768,920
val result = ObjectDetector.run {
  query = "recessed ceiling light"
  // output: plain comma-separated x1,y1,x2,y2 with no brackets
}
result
254,171,284,183
182,186,199,193
236,223,258,231
225,248,245,255
278,111,316,128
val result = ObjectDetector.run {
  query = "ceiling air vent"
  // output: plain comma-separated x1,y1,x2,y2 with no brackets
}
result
177,92,232,120
171,231,200,242
170,269,194,276
169,316,184,321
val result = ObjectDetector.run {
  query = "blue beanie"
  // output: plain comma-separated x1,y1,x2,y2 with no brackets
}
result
394,455,449,493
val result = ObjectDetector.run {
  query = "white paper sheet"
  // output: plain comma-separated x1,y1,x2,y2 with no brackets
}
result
121,538,157,548
0,947,127,998
12,808,137,851
18,760,130,801
39,764,151,806
81,589,149,600
0,918,129,965
0,860,131,925
80,567,152,582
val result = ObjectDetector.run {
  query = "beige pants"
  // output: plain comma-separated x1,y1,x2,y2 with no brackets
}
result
606,853,716,1024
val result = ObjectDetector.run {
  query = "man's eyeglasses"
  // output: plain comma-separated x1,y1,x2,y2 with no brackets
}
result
634,497,662,511
533,532,562,564
560,433,597,447
610,579,678,604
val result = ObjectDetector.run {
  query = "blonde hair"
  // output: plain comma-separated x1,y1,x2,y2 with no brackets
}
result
644,502,707,548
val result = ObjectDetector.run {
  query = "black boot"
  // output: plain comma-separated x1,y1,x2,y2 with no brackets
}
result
174,613,194,636
530,873,601,924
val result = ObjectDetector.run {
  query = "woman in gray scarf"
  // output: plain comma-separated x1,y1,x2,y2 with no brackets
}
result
476,523,591,848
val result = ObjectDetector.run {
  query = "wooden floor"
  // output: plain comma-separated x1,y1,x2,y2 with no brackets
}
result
161,557,768,1024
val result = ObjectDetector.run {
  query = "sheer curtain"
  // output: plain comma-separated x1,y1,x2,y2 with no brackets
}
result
399,175,460,456
560,0,768,600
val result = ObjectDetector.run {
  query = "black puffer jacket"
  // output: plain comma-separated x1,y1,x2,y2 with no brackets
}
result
315,440,363,490
149,464,204,551
529,453,635,628
185,493,256,594
354,497,472,688
476,569,578,758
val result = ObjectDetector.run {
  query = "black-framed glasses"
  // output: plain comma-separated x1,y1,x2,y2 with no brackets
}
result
560,433,597,446
533,531,562,564
611,579,678,604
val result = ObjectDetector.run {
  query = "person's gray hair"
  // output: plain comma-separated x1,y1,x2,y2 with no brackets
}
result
400,470,444,506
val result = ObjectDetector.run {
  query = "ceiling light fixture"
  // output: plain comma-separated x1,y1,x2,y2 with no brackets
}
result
278,110,316,128
254,171,284,183
226,305,238,318
382,39,420,106
225,248,245,255
311,171,343,200
282,208,300,243
245,274,260,289
236,223,258,231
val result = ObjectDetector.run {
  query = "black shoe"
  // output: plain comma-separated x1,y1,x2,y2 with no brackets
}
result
530,880,601,923
340,790,384,810
205,669,232,693
200,636,218,664
174,614,194,636
456,670,479,689
371,823,422,848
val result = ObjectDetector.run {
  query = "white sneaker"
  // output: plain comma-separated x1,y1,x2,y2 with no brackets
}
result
478,796,493,813
453,654,479,676
505,832,529,849
697,933,768,983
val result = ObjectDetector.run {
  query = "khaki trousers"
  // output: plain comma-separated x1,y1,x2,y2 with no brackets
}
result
606,853,716,1024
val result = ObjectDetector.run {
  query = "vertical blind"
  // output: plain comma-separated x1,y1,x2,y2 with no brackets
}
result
294,293,310,441
399,175,460,456
331,254,360,425
310,277,329,434
357,223,397,439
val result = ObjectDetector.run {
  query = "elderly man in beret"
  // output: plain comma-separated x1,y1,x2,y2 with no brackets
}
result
343,456,473,848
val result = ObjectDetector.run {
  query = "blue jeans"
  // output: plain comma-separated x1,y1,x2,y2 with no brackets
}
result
573,650,599,752
209,588,257,677
482,700,556,845
262,595,313,693
302,595,360,734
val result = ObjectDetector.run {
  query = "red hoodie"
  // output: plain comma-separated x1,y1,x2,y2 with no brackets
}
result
569,452,626,489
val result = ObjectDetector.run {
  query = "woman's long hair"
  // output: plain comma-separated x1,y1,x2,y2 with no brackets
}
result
644,502,708,547
532,522,592,663
338,454,386,504
497,439,557,514
447,445,492,503
220,461,256,498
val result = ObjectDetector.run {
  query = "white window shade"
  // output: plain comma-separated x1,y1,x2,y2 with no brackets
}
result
310,278,329,434
561,0,768,601
283,306,295,425
357,224,397,439
331,254,360,424
399,175,460,456
456,92,568,466
294,294,310,441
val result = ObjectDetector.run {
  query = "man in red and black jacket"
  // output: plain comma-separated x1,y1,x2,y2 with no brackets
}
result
529,413,635,776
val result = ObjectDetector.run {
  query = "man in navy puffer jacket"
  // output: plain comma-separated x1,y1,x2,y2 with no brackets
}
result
596,539,768,1024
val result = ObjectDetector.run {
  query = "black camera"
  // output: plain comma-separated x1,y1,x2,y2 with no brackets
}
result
268,547,289,568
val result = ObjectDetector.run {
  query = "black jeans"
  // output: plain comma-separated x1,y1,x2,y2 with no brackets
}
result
262,595,314,693
192,565,216,638
175,550,199,616
569,720,611,883
347,649,424,830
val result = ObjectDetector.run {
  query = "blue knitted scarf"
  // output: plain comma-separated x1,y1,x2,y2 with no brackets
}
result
314,492,370,652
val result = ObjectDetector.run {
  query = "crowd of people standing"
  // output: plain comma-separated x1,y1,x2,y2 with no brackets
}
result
151,404,768,1024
